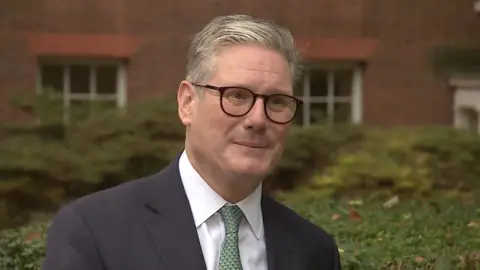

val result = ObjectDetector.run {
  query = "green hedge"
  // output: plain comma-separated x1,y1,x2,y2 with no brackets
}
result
0,221,47,269
269,124,480,197
282,194,480,269
0,94,185,229
307,126,480,195
1,195,479,269
1,93,480,229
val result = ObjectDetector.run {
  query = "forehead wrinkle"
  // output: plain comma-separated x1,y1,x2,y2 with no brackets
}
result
241,66,282,75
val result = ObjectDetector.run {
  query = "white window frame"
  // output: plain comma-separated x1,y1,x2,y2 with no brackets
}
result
296,62,363,126
449,74,480,133
36,58,127,123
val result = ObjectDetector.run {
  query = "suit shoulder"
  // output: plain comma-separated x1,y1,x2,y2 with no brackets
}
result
60,173,156,218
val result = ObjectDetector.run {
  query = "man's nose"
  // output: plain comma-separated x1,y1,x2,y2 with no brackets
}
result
243,98,268,130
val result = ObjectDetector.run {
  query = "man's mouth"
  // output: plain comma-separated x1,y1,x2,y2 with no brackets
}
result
234,142,268,149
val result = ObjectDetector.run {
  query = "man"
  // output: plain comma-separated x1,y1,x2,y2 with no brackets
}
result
42,14,342,270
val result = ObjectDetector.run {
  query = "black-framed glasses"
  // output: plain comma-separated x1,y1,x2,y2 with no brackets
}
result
191,82,303,124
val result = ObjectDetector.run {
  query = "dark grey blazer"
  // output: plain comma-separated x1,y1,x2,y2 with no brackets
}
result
42,154,341,270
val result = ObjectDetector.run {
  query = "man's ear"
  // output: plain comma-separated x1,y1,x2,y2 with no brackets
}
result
177,80,197,126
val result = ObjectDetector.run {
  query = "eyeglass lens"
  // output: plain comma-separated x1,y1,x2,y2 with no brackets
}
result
221,87,297,123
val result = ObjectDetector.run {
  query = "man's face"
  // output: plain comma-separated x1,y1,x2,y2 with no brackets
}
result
178,44,293,180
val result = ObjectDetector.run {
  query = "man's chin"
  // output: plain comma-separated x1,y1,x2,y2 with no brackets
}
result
229,159,272,177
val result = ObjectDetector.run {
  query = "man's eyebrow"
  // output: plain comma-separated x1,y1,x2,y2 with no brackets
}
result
227,83,292,94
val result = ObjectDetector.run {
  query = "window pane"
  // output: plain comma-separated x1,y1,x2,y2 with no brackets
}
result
41,65,63,93
70,65,90,94
310,70,328,97
96,66,117,94
310,102,328,124
334,102,352,123
334,69,353,97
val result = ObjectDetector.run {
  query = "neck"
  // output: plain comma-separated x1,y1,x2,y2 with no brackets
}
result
184,146,261,204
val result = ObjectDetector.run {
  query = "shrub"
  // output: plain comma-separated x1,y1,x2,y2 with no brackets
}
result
0,221,47,269
1,194,479,269
311,126,480,196
0,93,185,229
280,193,480,269
266,124,365,190
2,91,480,230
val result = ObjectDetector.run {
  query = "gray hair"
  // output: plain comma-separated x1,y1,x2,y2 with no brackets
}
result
185,14,302,86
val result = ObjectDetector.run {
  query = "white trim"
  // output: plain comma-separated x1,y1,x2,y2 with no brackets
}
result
449,74,480,89
36,64,42,95
478,111,480,133
296,64,363,126
90,66,97,100
474,0,480,13
453,107,480,133
37,60,127,124
326,71,335,122
351,66,363,123
453,88,480,133
35,65,43,125
302,71,311,126
117,64,127,109
63,65,71,124
450,72,480,133
70,94,118,100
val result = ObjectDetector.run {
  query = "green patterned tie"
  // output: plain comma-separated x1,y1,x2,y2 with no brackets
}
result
218,205,244,270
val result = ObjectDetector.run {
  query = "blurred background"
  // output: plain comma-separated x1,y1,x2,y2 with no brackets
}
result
1,0,480,269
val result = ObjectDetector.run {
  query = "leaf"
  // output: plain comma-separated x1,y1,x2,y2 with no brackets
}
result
348,199,363,206
331,214,342,220
383,195,399,209
415,256,425,263
348,209,362,222
23,232,41,243
467,220,479,228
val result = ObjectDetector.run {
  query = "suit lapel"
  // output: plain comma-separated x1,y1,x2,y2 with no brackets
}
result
262,195,303,270
140,154,303,270
142,156,207,270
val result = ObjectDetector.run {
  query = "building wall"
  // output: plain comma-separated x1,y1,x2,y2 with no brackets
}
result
0,0,480,125
361,0,480,126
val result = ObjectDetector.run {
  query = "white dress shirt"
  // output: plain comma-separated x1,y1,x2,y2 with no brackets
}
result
179,151,268,270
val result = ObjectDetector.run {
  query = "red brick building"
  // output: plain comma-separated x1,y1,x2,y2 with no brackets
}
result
1,0,480,130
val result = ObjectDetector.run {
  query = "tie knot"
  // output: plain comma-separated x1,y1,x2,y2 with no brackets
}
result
219,205,244,234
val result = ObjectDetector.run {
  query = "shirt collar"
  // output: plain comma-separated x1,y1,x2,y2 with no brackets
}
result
178,150,263,239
